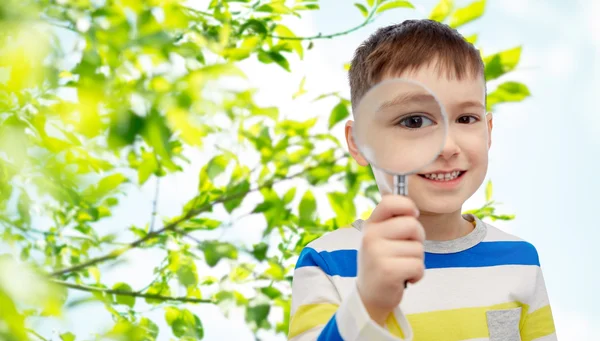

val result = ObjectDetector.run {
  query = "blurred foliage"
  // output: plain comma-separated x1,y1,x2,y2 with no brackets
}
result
0,0,525,340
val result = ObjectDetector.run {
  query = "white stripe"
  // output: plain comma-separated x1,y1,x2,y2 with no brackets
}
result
483,224,524,242
527,267,551,313
290,266,341,316
337,285,412,341
324,265,546,315
288,325,324,341
400,265,543,313
307,227,362,252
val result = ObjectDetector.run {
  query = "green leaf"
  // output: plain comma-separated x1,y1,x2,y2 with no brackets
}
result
376,1,414,13
201,241,238,267
274,25,303,59
429,0,454,22
252,242,268,261
112,282,135,308
328,100,350,129
165,308,204,338
448,0,485,28
465,33,478,45
354,3,369,17
485,180,492,202
142,109,177,171
238,19,267,36
230,264,254,282
260,286,282,299
487,81,531,111
246,304,270,325
206,154,230,181
177,262,198,288
83,173,127,200
180,217,221,231
283,188,296,205
60,332,76,341
145,282,171,305
138,151,158,185
367,0,375,6
483,46,522,81
223,179,250,213
267,51,291,72
299,191,317,226
139,317,159,339
327,192,356,227
292,76,307,99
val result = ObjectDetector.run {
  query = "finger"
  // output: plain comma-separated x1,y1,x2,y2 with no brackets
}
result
379,240,424,258
368,195,419,223
375,217,425,242
394,258,425,284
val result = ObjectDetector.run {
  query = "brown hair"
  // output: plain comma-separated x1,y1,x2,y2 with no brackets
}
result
348,19,484,112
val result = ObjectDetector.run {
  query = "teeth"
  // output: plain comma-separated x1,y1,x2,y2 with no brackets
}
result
423,171,461,181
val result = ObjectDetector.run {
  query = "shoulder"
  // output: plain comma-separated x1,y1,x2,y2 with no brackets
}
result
480,219,541,266
305,223,363,252
295,224,363,276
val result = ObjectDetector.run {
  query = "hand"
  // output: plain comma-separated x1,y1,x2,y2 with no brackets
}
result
356,194,426,326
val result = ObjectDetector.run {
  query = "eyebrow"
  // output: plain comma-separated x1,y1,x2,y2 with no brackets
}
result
377,92,438,112
455,100,485,110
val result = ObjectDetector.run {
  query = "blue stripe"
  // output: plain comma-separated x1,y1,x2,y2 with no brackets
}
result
295,241,539,277
425,241,540,269
317,314,344,341
295,247,358,277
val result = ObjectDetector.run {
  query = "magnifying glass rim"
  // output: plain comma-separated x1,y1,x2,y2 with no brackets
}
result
352,77,449,176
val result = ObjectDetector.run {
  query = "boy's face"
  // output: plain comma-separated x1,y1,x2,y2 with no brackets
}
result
346,62,493,215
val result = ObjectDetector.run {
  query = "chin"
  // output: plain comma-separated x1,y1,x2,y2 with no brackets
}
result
416,198,464,215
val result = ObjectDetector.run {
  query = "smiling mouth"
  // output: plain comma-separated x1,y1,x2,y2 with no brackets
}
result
418,170,466,181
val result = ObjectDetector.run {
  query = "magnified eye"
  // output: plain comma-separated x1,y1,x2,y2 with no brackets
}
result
398,115,434,129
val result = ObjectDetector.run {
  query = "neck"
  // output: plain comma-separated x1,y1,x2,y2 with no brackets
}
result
418,209,473,241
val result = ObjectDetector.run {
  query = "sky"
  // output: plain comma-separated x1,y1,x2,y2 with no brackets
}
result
14,0,600,340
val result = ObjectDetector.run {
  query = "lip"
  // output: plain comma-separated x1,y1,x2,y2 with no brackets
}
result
418,168,466,174
417,171,467,189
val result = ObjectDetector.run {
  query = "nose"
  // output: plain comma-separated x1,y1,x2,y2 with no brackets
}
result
439,132,460,160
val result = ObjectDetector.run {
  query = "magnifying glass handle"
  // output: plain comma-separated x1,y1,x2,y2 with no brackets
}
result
393,175,410,289
393,174,408,196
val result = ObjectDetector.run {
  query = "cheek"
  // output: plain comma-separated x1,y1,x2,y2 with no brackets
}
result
460,127,489,163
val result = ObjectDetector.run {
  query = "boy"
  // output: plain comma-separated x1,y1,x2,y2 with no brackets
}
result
288,19,556,341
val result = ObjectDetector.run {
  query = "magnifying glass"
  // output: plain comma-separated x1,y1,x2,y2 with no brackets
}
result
353,78,449,288
353,78,449,196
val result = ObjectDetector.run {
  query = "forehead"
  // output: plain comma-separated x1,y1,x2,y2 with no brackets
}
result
384,63,486,111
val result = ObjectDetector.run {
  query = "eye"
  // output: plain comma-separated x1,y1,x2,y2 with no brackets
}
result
398,115,434,129
457,115,479,124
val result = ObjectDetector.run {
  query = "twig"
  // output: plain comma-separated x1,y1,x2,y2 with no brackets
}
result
149,177,160,233
49,155,347,277
26,329,48,341
266,6,379,41
52,279,212,304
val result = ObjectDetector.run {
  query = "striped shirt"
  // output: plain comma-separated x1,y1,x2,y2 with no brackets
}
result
288,214,556,341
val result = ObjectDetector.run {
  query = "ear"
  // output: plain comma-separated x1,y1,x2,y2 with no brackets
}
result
345,120,369,166
486,112,493,149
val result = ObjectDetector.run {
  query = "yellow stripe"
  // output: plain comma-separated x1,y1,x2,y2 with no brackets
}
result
386,313,406,339
522,305,555,341
289,301,554,340
288,303,338,339
407,302,522,341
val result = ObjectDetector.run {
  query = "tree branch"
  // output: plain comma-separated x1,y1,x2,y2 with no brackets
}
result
26,329,48,341
149,177,160,233
266,6,380,41
52,279,213,304
49,155,347,277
